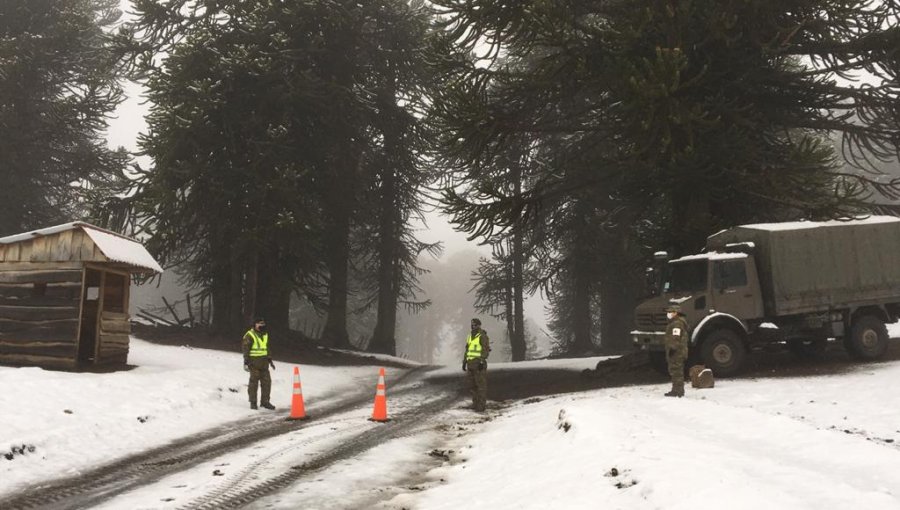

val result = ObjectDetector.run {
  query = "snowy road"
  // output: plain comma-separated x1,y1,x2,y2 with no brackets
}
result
4,337,900,509
94,389,461,509
1,365,462,510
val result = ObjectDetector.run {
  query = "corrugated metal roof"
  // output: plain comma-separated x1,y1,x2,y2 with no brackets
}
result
0,222,162,273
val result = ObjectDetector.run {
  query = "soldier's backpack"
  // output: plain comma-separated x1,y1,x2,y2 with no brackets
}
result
689,364,715,389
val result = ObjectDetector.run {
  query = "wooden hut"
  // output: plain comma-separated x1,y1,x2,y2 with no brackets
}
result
0,222,162,369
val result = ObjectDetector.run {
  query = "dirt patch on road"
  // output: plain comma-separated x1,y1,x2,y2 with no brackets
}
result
131,324,413,368
135,324,900,401
428,338,900,402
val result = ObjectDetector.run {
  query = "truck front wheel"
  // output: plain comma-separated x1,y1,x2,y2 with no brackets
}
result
700,329,746,377
845,315,889,360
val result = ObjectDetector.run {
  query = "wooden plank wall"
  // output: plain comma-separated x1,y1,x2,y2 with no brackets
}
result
0,229,107,264
0,267,82,368
97,310,130,365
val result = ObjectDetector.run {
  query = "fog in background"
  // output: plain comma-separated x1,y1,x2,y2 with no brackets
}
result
114,1,897,362
115,81,552,362
110,0,550,357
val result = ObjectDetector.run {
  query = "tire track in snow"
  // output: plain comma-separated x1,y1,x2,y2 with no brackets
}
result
177,390,462,510
0,366,439,510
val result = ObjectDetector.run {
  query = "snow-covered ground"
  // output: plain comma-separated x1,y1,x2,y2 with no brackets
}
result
406,367,900,509
3,331,900,509
0,338,394,495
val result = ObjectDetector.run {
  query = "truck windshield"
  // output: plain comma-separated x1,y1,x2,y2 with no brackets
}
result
665,260,708,293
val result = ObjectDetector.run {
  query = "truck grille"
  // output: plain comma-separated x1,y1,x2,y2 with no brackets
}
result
636,312,667,330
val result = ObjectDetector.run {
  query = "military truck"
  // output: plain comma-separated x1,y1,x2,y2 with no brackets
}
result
632,216,900,376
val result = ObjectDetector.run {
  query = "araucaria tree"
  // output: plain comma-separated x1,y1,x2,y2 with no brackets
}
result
126,0,438,350
430,0,900,353
349,1,442,355
0,0,129,236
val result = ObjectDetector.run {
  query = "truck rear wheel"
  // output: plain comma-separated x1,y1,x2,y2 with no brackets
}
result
700,329,746,377
845,315,888,360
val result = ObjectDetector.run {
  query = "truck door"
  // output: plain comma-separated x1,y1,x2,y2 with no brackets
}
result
710,258,763,320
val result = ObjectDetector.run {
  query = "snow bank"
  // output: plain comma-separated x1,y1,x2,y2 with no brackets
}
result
412,361,900,509
0,338,380,496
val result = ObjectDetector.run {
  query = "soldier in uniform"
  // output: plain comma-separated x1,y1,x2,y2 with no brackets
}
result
664,304,689,397
462,318,491,411
242,317,276,410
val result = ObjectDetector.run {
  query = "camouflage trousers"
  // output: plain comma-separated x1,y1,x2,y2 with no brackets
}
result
667,351,686,387
466,364,488,411
247,357,272,405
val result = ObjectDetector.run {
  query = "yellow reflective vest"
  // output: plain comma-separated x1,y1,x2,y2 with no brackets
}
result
466,332,484,360
246,329,269,357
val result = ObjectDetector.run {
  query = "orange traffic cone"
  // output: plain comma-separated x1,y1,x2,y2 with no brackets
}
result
369,367,389,422
287,366,308,421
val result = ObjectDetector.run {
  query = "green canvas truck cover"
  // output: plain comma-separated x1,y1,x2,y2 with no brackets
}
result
706,216,900,317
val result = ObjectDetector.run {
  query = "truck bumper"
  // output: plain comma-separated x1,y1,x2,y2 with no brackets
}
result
631,330,665,351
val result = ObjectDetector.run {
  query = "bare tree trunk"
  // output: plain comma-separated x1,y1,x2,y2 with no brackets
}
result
223,245,245,336
211,272,230,334
369,83,402,355
598,227,642,352
198,293,206,326
570,199,595,354
255,251,292,336
510,214,527,361
673,187,712,254
492,161,528,362
243,248,258,325
369,167,400,355
321,147,358,349
185,293,195,326
571,253,594,354
599,276,639,352
504,262,515,359
322,221,351,349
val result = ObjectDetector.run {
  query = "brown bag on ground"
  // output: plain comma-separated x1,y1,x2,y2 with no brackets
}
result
689,364,715,389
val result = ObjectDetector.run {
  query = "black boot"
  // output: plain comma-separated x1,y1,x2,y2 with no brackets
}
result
250,402,258,410
260,402,275,410
664,382,685,397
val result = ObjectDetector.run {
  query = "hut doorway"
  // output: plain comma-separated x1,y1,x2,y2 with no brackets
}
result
77,269,102,363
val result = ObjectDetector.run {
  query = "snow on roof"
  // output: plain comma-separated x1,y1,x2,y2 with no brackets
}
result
83,227,163,273
670,252,748,263
0,222,162,273
0,222,84,244
739,215,900,232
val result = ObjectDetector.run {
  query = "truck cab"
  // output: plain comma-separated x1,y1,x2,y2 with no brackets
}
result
632,250,764,375
634,218,899,377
